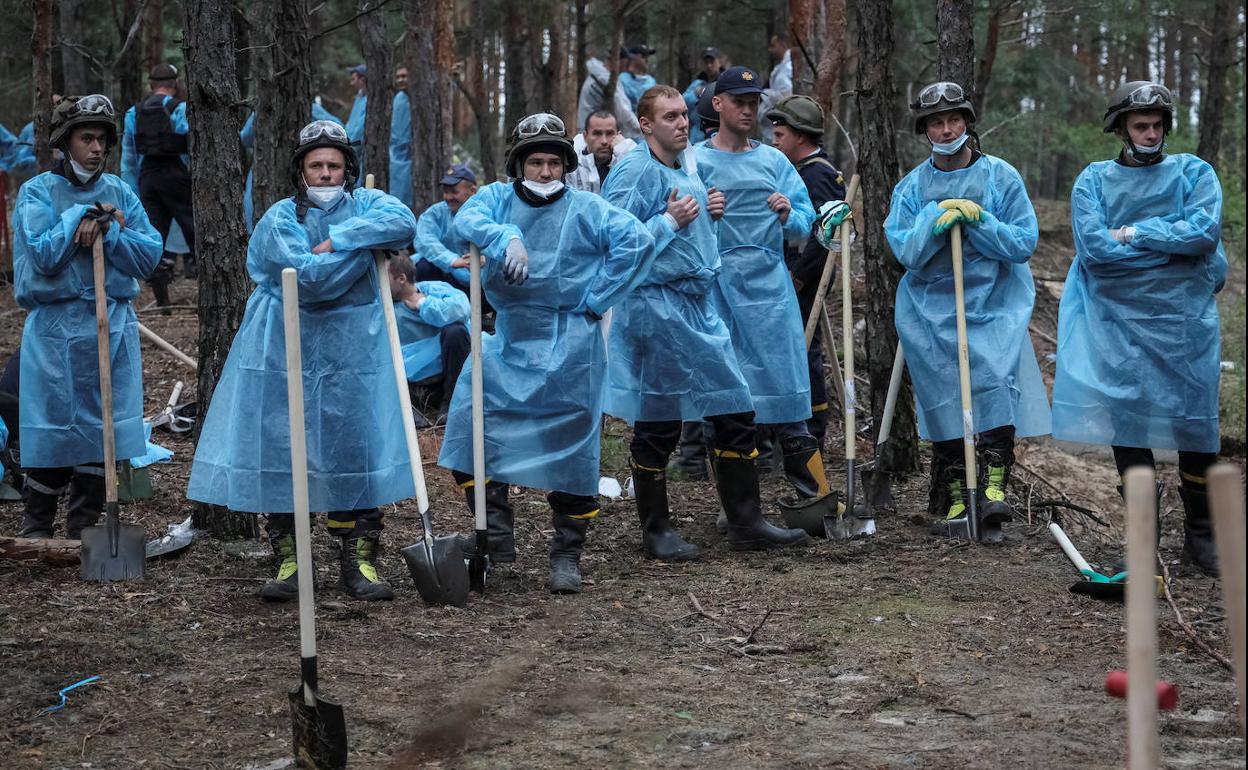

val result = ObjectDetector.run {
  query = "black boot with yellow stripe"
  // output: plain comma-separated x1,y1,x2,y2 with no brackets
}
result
713,452,810,550
631,459,700,562
978,448,1015,530
331,510,395,601
260,518,300,603
452,473,517,563
548,492,597,594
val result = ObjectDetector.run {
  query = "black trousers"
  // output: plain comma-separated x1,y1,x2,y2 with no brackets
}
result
139,160,196,281
795,270,830,444
1111,446,1217,487
266,508,384,537
932,425,1016,468
631,412,757,470
415,259,494,315
438,324,470,407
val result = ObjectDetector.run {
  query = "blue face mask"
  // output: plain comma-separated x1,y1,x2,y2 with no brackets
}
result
930,131,970,156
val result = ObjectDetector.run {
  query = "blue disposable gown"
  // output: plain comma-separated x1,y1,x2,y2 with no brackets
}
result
681,79,710,145
188,188,418,513
619,72,657,111
121,96,190,191
1053,155,1226,452
695,140,816,424
415,201,471,285
0,414,7,451
884,154,1051,442
12,171,163,467
438,183,655,496
1,122,36,174
396,280,469,382
389,91,412,208
241,104,343,230
602,144,753,422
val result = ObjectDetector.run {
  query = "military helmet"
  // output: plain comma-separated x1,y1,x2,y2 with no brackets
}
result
910,81,976,133
766,94,825,137
49,94,118,149
290,119,358,189
504,113,577,179
696,87,719,134
1102,80,1173,133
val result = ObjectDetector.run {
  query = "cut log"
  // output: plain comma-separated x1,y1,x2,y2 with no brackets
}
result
0,537,81,566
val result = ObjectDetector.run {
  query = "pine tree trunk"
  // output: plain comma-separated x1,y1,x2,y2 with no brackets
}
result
815,0,847,122
184,0,259,540
144,0,164,74
250,0,313,219
404,0,448,213
1196,0,1237,166
458,0,498,180
59,0,91,94
358,0,392,192
856,0,919,476
31,0,53,172
936,0,975,94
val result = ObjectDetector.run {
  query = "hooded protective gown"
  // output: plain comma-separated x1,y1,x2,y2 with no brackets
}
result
396,280,469,382
415,201,471,285
188,187,418,513
884,154,1051,442
602,144,754,422
1053,154,1226,452
438,182,655,496
694,140,816,424
12,170,163,467
389,90,412,208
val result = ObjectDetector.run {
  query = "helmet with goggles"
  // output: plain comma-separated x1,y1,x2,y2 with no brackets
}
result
289,119,358,189
50,94,118,149
910,81,976,134
1103,81,1173,133
504,113,577,179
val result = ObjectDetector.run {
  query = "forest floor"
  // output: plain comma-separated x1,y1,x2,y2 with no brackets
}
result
0,201,1244,768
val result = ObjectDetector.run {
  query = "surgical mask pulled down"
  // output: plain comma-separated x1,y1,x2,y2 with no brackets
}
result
305,184,347,209
930,131,970,156
521,179,565,198
1127,139,1164,157
69,159,98,183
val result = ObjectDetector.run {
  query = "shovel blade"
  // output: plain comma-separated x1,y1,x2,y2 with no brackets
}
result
779,492,839,538
824,510,855,541
400,534,470,608
145,531,194,560
288,686,348,770
79,505,146,582
930,516,975,541
1069,580,1125,602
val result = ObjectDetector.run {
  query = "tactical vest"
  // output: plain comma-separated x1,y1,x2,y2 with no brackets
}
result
133,94,188,158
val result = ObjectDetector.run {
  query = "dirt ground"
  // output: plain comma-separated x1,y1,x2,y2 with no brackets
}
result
0,206,1244,769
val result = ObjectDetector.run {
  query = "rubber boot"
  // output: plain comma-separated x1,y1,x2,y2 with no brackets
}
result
667,422,709,481
978,449,1014,523
150,275,172,312
458,481,517,563
1179,482,1219,576
780,435,830,499
755,428,780,476
259,522,300,602
549,512,589,594
929,461,972,537
182,252,199,280
631,460,699,562
713,454,809,550
64,472,105,539
339,531,395,601
18,482,62,539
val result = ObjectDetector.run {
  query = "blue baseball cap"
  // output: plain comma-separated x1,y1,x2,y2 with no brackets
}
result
347,64,367,76
715,66,763,96
440,162,476,186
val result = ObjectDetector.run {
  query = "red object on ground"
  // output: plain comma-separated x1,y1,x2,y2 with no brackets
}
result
1104,669,1180,710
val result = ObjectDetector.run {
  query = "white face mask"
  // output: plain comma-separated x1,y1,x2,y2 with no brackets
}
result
1129,139,1164,156
522,178,565,198
69,158,98,183
306,184,346,209
930,131,970,156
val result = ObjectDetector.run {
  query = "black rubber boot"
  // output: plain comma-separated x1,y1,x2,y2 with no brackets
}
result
631,460,699,562
713,455,809,550
667,422,709,481
549,511,589,594
978,448,1014,524
19,482,62,538
182,253,199,280
1108,481,1164,575
259,519,300,602
64,472,105,539
780,435,830,499
1180,483,1219,576
458,481,517,563
755,428,780,476
339,531,395,601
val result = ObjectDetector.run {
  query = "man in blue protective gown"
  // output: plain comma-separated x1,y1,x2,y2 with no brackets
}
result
438,113,655,594
386,254,470,418
188,120,418,602
389,66,413,208
695,67,831,503
681,47,725,146
11,95,162,539
603,85,811,559
345,64,368,181
884,81,1050,534
240,100,342,231
414,162,478,293
618,44,658,113
1054,81,1227,575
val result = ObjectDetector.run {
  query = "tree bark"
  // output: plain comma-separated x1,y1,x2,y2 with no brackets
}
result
815,0,848,126
357,0,391,193
457,0,498,180
503,4,529,131
936,0,975,94
856,0,919,476
250,0,313,221
974,1,1004,116
789,0,815,94
31,0,53,172
1196,0,1237,166
114,0,145,118
144,0,163,75
575,0,588,96
404,0,449,213
59,0,91,94
184,0,259,540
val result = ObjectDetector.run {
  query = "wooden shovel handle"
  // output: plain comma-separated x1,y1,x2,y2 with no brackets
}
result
804,173,860,347
92,237,118,505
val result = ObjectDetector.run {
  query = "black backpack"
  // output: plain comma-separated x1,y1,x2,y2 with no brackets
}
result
134,94,188,158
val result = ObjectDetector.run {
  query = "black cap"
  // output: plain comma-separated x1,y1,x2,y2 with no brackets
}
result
620,44,657,58
714,66,763,96
701,47,722,60
149,63,179,81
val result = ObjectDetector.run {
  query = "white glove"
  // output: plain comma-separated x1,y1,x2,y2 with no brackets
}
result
503,237,529,285
1109,226,1136,244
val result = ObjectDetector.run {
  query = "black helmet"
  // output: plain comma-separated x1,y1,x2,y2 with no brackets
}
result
289,119,358,189
1103,81,1173,133
910,81,976,133
504,113,577,179
50,94,118,149
696,87,719,134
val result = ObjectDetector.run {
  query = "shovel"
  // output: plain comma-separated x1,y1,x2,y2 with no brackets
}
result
80,236,146,582
281,267,348,770
859,345,905,514
148,380,184,432
1050,520,1127,601
466,244,489,592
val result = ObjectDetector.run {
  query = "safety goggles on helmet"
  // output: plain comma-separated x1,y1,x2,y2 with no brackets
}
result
1112,83,1172,112
298,119,349,146
66,94,116,121
913,82,964,109
514,113,566,139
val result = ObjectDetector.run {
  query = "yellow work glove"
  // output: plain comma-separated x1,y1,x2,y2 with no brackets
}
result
938,198,983,224
932,208,964,235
